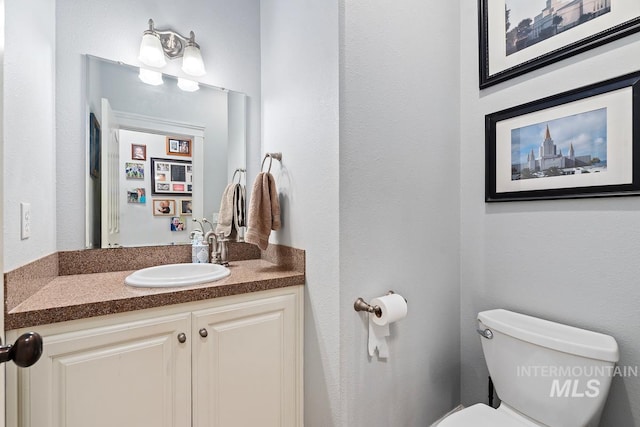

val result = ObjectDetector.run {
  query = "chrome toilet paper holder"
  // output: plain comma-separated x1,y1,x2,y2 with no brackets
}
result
354,291,401,318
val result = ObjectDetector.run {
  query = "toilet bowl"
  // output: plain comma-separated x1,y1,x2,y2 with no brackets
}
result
439,309,619,427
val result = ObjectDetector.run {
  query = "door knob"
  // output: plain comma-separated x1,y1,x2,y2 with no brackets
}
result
0,332,43,368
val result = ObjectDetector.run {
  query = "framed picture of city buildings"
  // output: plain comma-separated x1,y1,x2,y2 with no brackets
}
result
485,71,640,201
479,0,640,88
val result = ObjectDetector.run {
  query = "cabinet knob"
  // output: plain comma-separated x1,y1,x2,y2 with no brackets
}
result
199,328,208,338
177,333,187,343
0,332,43,368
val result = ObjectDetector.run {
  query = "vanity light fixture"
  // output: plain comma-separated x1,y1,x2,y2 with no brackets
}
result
138,18,206,79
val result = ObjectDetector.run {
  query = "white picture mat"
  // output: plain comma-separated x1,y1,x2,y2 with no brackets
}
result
495,86,633,193
488,0,640,76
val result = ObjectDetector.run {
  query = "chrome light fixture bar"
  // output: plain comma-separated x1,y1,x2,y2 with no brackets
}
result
138,18,206,78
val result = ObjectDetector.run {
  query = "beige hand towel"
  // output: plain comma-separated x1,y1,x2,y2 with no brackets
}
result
215,183,235,237
245,172,281,250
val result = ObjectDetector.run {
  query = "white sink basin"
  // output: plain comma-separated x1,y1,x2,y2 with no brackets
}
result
125,263,230,288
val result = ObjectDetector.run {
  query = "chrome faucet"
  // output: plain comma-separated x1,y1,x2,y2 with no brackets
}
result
197,218,229,266
203,218,215,232
192,218,205,233
217,232,229,266
204,230,221,264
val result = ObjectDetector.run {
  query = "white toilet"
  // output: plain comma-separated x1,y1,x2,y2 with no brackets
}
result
440,309,619,427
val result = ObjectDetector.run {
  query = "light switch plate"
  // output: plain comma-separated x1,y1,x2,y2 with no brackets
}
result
20,202,31,240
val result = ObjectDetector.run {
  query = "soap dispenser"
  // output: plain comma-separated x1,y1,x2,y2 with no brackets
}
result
191,230,209,263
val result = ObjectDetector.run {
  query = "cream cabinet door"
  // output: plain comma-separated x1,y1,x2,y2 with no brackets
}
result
192,291,302,427
20,313,191,427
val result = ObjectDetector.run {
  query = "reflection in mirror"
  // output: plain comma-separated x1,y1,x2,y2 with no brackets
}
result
85,55,246,248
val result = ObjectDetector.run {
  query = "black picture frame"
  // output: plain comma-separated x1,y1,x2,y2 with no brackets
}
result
479,0,640,88
486,71,640,202
151,157,193,196
89,113,101,178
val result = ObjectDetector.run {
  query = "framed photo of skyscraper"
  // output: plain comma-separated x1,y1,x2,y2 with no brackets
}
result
479,0,640,88
485,70,640,201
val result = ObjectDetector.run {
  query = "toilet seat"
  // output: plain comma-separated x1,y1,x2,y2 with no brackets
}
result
437,404,533,427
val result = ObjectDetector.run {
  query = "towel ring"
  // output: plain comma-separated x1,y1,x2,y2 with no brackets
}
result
232,168,245,184
261,152,282,173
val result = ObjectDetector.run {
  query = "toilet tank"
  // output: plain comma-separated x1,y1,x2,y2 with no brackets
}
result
478,309,619,427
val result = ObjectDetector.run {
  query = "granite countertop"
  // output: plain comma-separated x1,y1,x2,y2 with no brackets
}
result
5,244,305,330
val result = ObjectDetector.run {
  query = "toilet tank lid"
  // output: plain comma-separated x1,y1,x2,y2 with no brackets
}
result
478,309,619,363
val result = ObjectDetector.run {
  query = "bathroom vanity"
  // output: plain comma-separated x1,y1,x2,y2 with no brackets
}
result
4,244,304,427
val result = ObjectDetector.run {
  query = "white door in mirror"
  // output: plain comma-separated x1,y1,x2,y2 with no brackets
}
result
125,263,230,288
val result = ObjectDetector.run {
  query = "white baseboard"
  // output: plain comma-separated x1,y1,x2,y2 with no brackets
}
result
429,404,465,427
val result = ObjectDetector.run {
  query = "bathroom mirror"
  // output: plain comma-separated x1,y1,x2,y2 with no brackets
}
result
85,55,246,248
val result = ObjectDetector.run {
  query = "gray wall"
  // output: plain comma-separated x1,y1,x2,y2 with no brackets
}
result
4,0,56,271
261,0,460,424
340,1,461,425
459,1,640,425
260,0,341,424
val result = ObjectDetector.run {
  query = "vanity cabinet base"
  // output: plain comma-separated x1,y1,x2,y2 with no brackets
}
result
6,286,303,427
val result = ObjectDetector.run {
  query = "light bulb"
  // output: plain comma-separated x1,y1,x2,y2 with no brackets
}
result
182,45,206,77
177,78,199,92
138,33,166,68
138,68,164,86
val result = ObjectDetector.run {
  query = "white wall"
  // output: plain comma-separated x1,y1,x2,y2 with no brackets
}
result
55,0,261,252
459,2,640,425
340,1,461,425
260,0,341,424
3,0,56,271
227,92,247,207
0,0,6,363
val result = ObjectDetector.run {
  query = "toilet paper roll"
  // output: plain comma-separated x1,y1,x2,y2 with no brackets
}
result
370,293,407,326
